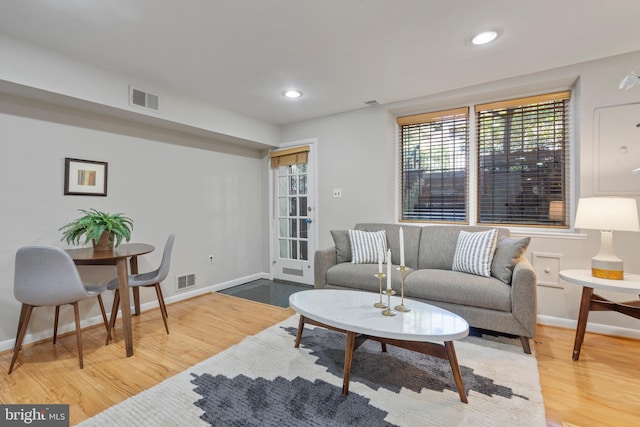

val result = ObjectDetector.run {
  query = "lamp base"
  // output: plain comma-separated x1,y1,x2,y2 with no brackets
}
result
591,259,624,280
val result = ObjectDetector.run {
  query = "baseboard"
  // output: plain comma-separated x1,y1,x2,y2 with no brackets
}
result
0,272,272,353
537,314,640,340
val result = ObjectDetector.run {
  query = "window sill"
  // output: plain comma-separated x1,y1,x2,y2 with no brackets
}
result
509,228,587,240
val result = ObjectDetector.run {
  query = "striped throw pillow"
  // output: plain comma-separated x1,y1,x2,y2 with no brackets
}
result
452,229,498,277
348,229,388,264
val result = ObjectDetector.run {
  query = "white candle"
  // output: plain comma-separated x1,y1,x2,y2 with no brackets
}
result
386,249,392,289
377,242,383,273
399,227,405,267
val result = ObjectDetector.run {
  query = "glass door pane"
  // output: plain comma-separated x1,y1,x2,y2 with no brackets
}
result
277,164,308,261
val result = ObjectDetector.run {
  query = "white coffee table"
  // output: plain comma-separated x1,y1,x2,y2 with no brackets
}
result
289,289,470,403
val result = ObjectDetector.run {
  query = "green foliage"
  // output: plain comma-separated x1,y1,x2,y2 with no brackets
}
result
59,209,133,247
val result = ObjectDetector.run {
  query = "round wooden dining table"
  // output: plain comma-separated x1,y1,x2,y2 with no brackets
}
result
66,243,154,357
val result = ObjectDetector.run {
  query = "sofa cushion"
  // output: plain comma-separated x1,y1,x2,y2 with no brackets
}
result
491,236,531,284
404,269,512,312
326,263,412,292
348,229,387,264
452,229,498,277
330,230,352,263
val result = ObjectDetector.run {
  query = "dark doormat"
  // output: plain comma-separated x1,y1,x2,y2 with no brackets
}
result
218,279,312,308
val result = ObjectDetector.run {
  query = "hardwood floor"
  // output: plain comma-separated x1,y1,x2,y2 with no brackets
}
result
0,293,294,425
534,324,640,427
0,292,638,426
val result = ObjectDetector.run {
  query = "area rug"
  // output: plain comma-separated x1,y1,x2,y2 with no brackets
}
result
77,316,546,426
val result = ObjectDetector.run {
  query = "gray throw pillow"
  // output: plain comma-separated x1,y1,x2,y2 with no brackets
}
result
330,230,351,264
490,236,531,284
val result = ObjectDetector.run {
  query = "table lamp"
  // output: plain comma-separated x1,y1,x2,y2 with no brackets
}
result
574,197,640,280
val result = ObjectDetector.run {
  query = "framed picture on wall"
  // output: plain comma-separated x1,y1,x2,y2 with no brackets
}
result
64,158,108,196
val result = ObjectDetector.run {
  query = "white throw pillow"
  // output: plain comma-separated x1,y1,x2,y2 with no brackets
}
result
452,229,498,277
348,229,388,264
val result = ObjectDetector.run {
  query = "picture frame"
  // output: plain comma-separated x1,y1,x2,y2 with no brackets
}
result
64,158,108,196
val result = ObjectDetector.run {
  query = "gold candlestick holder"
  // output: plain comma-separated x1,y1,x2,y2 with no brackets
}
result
382,288,396,316
373,272,387,308
395,265,411,312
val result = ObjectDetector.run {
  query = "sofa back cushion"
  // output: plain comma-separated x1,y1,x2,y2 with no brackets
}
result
418,225,510,270
354,223,421,269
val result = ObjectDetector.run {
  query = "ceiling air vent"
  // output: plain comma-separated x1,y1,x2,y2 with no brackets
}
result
129,86,161,112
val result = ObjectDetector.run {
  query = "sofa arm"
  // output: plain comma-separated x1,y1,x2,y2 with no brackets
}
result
510,257,538,338
314,246,337,288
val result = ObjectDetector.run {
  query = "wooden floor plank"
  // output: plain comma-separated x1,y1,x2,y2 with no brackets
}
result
534,323,640,427
0,292,638,426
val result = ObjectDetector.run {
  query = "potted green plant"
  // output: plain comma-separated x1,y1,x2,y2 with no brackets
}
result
59,208,134,251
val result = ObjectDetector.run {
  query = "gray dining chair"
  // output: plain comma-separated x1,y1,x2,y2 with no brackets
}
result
106,234,175,342
9,246,109,374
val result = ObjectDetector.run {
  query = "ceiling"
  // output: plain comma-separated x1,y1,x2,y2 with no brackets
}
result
1,0,640,126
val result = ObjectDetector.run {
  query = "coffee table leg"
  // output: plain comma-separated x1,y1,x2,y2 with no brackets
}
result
573,286,593,361
294,315,306,348
444,341,467,404
342,331,356,395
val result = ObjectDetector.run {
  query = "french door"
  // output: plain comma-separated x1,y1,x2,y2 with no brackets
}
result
269,142,316,285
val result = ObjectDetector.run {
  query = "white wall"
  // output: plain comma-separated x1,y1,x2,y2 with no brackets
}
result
282,50,640,338
0,34,281,147
0,97,271,347
283,106,397,241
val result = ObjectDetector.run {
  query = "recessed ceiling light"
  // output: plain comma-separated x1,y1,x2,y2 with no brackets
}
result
471,30,499,45
283,89,303,99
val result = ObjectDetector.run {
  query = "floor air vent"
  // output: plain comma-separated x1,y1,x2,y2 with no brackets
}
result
129,86,161,111
176,273,196,291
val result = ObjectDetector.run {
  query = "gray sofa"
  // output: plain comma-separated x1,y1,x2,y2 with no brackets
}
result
314,223,537,353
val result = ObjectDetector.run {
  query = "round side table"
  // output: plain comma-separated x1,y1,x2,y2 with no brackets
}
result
560,269,640,360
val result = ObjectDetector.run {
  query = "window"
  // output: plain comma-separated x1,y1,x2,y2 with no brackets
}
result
398,91,571,228
398,107,469,222
476,91,570,227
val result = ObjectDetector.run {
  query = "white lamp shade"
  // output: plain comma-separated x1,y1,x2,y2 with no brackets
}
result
574,197,640,232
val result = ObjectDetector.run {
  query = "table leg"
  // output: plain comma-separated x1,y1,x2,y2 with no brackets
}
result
342,331,356,395
116,257,134,357
130,256,140,316
445,341,468,404
294,315,305,348
573,286,594,361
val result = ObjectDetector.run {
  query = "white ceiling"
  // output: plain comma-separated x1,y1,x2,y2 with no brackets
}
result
1,0,640,126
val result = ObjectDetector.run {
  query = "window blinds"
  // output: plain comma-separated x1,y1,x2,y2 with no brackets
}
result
475,91,571,227
269,146,310,168
397,107,469,222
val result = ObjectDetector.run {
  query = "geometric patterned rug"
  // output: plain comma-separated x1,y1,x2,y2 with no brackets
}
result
77,315,546,426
